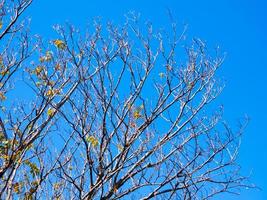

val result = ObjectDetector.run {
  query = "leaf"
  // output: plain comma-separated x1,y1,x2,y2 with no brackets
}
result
24,160,40,176
86,135,99,148
2,140,9,145
31,180,38,187
45,51,53,61
34,66,43,75
133,110,141,119
39,51,53,62
36,81,42,87
0,92,6,101
55,63,61,71
53,182,61,190
13,182,21,194
0,56,4,67
53,39,66,50
39,56,46,63
47,81,55,86
46,89,55,98
0,21,2,29
46,88,60,97
47,107,55,117
1,154,9,160
117,144,123,152
26,143,33,150
24,192,33,200
0,69,9,76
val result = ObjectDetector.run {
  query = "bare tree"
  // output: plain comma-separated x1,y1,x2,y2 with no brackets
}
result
0,2,252,200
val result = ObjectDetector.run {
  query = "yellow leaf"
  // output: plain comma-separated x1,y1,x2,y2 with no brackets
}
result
1,154,9,160
46,89,54,98
86,135,99,148
0,21,2,29
24,160,40,175
24,192,33,200
47,81,55,86
39,51,52,62
53,39,66,50
2,140,9,145
133,110,141,119
39,56,46,63
26,143,33,150
47,107,55,117
13,182,20,194
34,66,43,75
53,182,61,190
0,69,9,76
31,180,38,187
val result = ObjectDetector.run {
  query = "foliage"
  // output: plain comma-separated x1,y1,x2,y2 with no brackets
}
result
0,1,253,199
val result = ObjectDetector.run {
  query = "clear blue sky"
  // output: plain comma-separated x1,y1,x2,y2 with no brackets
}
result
25,0,267,199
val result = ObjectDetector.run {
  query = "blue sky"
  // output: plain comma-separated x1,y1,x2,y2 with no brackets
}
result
25,0,267,199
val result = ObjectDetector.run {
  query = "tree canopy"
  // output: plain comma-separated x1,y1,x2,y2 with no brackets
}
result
0,1,253,199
